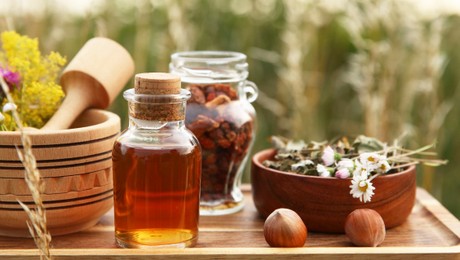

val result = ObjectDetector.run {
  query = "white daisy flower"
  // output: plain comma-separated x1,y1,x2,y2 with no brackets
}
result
316,164,332,177
353,159,369,178
350,174,375,203
0,112,4,123
2,103,17,113
377,160,391,173
321,146,336,166
359,152,383,171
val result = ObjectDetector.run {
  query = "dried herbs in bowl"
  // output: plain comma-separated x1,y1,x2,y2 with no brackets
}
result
263,135,447,203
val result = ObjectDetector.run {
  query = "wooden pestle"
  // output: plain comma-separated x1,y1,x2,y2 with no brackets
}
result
41,37,135,130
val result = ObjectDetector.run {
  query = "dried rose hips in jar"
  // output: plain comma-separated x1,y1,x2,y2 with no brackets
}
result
171,51,258,215
185,84,255,210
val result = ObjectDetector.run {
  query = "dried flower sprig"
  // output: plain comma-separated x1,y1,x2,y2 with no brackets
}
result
263,135,447,203
0,77,51,259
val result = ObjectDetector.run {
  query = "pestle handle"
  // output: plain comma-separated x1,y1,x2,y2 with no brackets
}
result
42,74,101,131
41,37,134,130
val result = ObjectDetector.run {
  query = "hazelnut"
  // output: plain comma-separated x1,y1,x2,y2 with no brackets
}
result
345,209,386,247
263,208,307,247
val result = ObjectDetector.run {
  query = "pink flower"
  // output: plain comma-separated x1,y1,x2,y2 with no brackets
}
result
335,168,351,179
321,146,335,166
0,68,20,90
337,158,354,170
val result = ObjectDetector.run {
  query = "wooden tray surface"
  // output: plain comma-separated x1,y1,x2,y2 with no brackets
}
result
0,186,458,259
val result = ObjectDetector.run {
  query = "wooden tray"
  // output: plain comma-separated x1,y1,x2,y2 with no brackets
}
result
0,186,459,259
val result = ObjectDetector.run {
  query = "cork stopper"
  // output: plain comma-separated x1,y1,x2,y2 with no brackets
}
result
128,73,186,121
135,73,181,95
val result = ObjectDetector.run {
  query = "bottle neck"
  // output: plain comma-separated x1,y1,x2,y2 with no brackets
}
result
124,88,190,123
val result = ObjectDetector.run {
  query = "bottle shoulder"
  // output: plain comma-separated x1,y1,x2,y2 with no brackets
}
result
116,127,200,150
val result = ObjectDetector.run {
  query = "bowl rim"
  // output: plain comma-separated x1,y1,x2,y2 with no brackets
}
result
0,109,120,146
252,148,416,180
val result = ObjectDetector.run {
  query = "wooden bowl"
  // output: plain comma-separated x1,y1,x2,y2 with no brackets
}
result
251,149,416,233
0,109,119,237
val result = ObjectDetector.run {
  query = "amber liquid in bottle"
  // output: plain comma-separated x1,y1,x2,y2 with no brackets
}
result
113,140,201,248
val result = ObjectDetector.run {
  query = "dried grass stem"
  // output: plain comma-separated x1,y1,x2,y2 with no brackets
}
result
0,77,51,259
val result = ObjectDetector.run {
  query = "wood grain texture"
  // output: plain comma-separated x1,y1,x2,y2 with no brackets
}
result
0,156,112,178
0,195,113,237
0,150,112,168
0,167,112,195
0,138,115,162
0,182,113,202
251,149,417,233
0,186,458,259
0,190,112,209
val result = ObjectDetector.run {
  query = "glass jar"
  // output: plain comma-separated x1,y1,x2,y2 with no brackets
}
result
170,51,258,215
112,73,202,248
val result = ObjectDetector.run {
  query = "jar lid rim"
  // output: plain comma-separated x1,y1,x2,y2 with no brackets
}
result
171,51,247,62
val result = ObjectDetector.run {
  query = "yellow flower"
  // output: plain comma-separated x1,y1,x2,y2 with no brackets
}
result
0,31,66,130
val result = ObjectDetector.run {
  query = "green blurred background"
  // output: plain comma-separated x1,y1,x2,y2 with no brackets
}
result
1,0,459,218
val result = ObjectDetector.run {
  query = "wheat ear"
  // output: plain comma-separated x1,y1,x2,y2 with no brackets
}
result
0,77,51,259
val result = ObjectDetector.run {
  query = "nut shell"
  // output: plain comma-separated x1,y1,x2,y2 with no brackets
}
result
345,209,386,247
263,208,307,247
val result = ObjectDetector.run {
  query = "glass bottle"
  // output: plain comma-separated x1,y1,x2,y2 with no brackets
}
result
112,73,202,248
170,51,258,215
